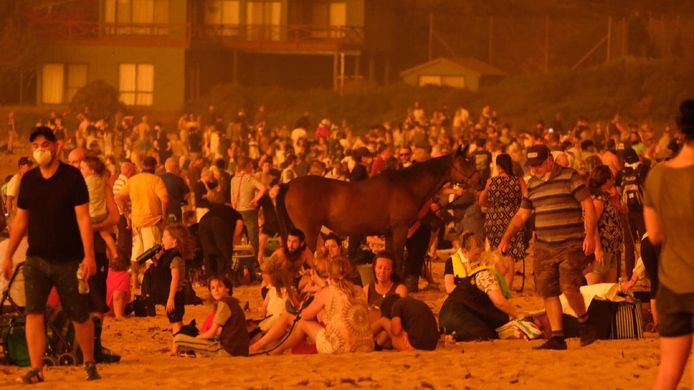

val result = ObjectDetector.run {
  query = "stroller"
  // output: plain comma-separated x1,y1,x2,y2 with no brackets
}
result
0,263,81,366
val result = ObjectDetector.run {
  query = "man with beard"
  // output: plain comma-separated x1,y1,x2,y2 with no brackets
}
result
272,228,314,278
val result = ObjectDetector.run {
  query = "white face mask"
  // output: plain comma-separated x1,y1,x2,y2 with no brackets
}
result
33,148,53,166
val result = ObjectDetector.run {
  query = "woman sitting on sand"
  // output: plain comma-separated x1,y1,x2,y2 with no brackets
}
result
250,256,373,354
439,232,520,341
362,252,408,310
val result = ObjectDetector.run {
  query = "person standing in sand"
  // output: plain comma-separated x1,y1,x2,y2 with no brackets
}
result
499,144,598,350
2,127,100,383
646,100,694,390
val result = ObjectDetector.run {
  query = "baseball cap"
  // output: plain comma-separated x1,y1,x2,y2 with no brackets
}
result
29,126,57,143
525,144,550,166
18,157,33,166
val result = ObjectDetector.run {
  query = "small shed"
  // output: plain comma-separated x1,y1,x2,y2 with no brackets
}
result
399,57,507,91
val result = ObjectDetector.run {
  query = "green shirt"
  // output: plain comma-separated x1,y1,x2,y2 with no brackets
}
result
643,164,694,293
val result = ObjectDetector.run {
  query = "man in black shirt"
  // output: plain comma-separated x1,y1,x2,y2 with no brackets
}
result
161,157,190,223
199,203,245,280
2,127,100,383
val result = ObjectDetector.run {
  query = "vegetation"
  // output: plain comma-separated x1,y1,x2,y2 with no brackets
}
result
189,58,694,132
70,80,125,122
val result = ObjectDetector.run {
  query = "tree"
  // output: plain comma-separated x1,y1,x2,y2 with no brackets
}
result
0,1,38,104
70,80,125,122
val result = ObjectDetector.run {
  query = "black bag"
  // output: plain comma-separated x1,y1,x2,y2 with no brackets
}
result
175,319,199,337
128,295,156,317
182,283,202,306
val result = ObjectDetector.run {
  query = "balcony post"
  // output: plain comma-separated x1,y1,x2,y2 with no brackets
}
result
332,51,339,92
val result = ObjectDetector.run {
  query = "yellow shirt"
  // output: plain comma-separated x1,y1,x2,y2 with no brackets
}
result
118,172,167,228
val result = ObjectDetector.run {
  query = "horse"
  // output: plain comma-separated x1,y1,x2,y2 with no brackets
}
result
276,145,479,272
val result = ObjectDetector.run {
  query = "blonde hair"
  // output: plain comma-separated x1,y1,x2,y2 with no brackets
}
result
327,256,359,301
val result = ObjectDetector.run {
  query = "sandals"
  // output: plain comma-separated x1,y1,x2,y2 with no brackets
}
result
17,368,44,384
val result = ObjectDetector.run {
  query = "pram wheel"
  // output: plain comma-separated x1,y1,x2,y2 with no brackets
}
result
58,352,77,366
42,356,58,366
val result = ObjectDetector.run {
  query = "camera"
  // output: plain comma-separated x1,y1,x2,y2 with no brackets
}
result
136,244,162,264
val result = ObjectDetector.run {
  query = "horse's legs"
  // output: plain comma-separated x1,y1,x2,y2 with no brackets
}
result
389,227,408,279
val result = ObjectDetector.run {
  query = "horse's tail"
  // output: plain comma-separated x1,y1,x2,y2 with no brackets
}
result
276,184,294,243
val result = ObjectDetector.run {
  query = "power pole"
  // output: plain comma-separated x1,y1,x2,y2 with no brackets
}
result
428,12,434,60
544,15,550,72
607,16,612,62
488,15,494,65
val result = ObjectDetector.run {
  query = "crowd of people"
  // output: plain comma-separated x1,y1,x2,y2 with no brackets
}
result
0,98,693,389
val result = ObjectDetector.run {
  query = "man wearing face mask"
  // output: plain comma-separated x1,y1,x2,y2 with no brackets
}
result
2,127,100,383
499,144,598,351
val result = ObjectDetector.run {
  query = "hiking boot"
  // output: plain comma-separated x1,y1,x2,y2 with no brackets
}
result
84,361,101,381
17,368,44,384
579,323,598,347
533,336,567,350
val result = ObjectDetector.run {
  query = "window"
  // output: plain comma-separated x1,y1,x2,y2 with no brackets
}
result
246,1,281,41
418,75,441,87
119,64,154,106
312,2,346,38
66,65,88,100
105,0,169,35
204,0,240,36
442,76,465,88
417,75,466,88
42,64,64,104
42,64,88,104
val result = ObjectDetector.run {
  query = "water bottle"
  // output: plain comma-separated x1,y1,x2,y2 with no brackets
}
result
77,268,90,295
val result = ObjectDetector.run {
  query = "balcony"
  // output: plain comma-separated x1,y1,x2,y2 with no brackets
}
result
32,21,364,53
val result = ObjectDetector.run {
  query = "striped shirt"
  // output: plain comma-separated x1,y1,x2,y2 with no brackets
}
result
521,164,589,247
113,174,129,214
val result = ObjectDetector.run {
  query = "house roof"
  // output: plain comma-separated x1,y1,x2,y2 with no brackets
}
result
400,57,507,78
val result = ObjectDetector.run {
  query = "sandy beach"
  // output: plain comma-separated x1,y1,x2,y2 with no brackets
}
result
1,258,671,390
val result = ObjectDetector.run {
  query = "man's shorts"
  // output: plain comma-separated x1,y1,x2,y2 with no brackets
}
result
88,252,109,314
656,285,694,337
534,244,589,298
131,225,162,263
23,256,90,323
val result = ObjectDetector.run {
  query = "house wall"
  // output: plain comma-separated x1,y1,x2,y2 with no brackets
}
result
37,45,186,110
402,61,481,91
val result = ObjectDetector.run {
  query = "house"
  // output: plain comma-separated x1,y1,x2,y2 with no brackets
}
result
28,0,391,111
399,57,507,91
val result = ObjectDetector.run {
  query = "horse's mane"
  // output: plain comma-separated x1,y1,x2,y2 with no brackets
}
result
380,154,453,184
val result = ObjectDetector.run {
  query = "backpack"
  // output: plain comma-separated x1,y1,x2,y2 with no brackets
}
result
621,168,644,210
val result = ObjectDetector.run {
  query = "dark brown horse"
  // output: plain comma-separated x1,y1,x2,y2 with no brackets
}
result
276,145,479,268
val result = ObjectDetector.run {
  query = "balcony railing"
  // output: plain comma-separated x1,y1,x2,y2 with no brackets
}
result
32,21,364,50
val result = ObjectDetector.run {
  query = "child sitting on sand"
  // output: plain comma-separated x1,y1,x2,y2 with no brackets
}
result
257,256,290,333
79,155,118,260
174,276,249,357
371,295,439,351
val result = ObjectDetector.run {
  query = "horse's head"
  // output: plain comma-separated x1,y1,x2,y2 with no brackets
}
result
450,144,480,189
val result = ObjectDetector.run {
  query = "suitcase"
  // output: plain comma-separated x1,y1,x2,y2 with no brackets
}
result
610,301,643,339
